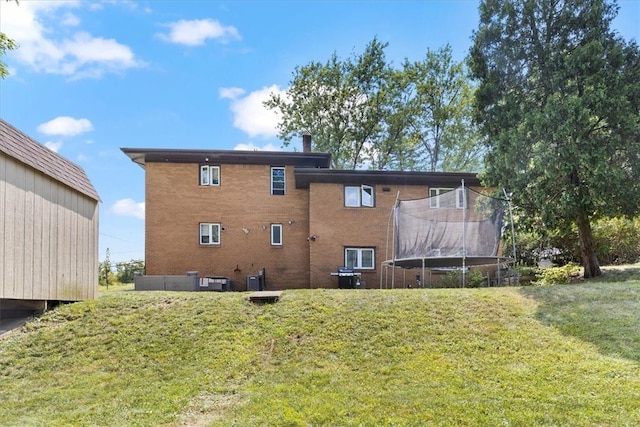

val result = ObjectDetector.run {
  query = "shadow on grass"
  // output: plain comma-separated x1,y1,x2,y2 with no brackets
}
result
520,270,640,364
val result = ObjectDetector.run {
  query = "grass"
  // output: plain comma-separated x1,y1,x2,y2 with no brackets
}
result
0,273,639,426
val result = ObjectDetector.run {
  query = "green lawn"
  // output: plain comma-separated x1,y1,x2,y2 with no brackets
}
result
1,272,639,426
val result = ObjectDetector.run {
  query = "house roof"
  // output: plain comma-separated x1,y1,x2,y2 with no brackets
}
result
294,168,481,189
0,119,100,202
120,148,332,169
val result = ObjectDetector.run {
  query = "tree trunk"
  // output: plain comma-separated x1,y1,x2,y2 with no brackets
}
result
576,211,602,278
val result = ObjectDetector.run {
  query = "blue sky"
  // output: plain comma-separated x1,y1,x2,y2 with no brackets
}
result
1,0,638,263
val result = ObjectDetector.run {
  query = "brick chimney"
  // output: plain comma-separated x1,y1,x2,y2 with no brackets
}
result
302,132,312,153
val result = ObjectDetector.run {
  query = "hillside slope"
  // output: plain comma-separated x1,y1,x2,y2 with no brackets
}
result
0,283,639,426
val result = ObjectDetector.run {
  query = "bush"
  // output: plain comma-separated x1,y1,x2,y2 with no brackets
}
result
508,215,640,268
466,269,487,288
535,263,581,286
592,217,640,265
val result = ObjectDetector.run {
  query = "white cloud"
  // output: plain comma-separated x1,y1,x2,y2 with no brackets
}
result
44,141,63,153
234,142,283,151
110,198,145,220
158,19,241,46
221,85,284,138
0,1,143,78
219,87,245,99
37,116,93,137
61,12,80,27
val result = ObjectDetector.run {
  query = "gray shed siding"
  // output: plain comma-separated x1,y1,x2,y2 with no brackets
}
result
0,153,98,301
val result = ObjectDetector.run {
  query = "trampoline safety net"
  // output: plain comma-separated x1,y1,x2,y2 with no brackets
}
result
394,186,506,261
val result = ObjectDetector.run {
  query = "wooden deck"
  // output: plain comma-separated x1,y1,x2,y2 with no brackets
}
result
248,291,282,303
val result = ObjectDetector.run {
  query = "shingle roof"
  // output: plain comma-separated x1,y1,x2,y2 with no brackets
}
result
0,118,100,201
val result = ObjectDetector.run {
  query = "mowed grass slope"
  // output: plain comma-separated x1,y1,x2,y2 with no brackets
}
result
1,275,640,426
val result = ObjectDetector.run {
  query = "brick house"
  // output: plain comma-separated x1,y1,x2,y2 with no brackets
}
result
122,144,481,290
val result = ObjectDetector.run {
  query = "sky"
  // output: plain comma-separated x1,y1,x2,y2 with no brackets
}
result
1,0,639,264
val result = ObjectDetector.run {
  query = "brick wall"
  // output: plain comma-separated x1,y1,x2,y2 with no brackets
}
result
145,159,487,290
308,182,428,289
145,162,311,290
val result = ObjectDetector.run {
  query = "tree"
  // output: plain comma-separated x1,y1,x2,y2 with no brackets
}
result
115,259,145,283
0,1,18,78
470,0,640,277
265,38,482,171
265,38,390,169
399,45,484,172
100,248,113,288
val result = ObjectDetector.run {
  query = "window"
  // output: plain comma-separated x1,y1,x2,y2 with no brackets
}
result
345,247,375,270
200,165,220,186
429,187,465,209
345,185,374,207
271,224,283,246
271,167,285,195
199,223,220,245
456,188,467,209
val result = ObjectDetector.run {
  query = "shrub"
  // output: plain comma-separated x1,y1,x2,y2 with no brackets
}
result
467,269,487,288
535,263,581,286
592,217,640,265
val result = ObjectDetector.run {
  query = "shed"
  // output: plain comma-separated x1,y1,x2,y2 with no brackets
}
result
0,119,100,310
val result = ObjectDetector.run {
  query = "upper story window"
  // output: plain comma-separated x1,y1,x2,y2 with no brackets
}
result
345,247,375,270
271,223,283,246
429,188,466,209
199,223,220,245
200,165,220,186
345,185,374,207
271,167,285,195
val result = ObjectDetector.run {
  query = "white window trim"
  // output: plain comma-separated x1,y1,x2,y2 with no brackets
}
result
199,223,221,245
344,247,375,270
271,223,283,246
271,167,286,195
345,185,374,207
456,188,466,209
430,187,466,209
200,165,220,186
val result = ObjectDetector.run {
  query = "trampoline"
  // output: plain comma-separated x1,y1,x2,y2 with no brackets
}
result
381,181,515,288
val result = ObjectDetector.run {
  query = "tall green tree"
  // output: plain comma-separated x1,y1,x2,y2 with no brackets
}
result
470,0,640,277
265,38,390,169
265,38,482,171
400,45,483,172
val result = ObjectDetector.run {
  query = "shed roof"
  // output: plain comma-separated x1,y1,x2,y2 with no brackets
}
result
0,119,100,201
